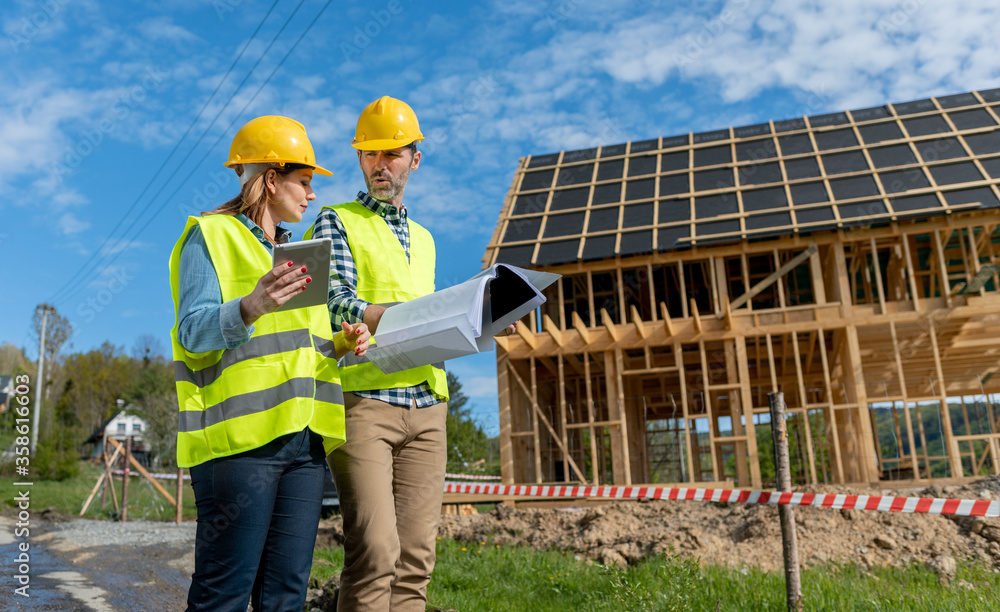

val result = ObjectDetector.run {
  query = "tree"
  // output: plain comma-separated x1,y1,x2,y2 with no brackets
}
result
445,372,496,474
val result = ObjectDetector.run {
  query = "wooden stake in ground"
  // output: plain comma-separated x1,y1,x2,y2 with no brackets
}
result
121,436,132,522
769,391,803,611
176,467,184,525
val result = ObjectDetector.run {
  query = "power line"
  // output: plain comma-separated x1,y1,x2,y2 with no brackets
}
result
52,0,334,309
46,0,286,305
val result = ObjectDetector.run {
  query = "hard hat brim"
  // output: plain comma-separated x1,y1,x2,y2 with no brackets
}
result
351,137,424,151
224,160,333,176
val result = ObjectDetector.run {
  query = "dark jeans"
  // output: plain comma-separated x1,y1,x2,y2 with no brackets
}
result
186,428,326,612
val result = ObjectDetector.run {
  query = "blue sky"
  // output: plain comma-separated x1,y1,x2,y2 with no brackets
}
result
2,0,998,435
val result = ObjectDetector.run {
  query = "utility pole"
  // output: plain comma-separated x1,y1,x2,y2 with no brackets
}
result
31,305,51,454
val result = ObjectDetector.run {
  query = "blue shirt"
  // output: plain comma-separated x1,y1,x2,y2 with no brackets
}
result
176,214,291,354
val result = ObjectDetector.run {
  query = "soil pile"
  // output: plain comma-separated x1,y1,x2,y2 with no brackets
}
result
316,477,1000,574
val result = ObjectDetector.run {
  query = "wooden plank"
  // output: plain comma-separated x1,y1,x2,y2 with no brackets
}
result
615,348,632,485
735,336,761,485
516,320,537,350
543,314,565,347
659,302,675,337
572,311,591,344
722,244,817,317
497,351,515,484
107,436,176,506
630,304,648,340
869,236,887,314
934,230,953,307
583,353,599,485
791,331,818,484
817,330,845,482
601,308,620,342
691,299,702,334
928,319,963,478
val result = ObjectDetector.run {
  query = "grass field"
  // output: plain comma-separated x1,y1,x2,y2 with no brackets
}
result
6,466,1000,610
2,461,198,521
313,539,1000,611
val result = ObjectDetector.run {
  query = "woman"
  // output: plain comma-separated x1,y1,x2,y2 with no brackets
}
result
168,115,368,611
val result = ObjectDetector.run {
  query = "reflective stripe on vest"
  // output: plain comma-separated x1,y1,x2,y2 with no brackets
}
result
305,202,449,400
169,214,346,467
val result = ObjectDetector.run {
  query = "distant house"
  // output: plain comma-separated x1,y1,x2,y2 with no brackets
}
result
85,402,149,465
0,376,13,415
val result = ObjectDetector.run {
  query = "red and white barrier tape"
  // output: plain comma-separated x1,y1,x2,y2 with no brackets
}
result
443,483,1000,518
445,473,502,481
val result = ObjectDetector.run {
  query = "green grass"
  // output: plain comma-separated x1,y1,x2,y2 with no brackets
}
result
312,539,1000,611
1,461,198,521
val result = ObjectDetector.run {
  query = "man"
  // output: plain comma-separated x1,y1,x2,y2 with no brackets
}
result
306,96,449,611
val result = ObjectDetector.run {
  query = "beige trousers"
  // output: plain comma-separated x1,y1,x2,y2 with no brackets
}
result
329,393,447,612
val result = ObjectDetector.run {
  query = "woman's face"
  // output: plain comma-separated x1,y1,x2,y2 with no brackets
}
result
267,168,316,224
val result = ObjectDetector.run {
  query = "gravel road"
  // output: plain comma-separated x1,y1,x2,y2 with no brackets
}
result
1,511,195,611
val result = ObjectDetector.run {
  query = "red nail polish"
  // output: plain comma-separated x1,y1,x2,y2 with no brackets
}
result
286,261,294,267
306,277,312,283
300,267,307,272
301,286,307,291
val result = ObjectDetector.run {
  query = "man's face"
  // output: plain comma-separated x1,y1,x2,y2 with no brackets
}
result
358,146,421,207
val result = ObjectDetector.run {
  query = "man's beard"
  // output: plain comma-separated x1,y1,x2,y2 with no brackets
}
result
365,167,410,203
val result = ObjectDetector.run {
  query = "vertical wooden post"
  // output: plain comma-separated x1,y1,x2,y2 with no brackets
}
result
175,468,184,525
497,352,514,484
736,337,763,488
121,436,132,522
101,439,110,507
769,392,803,612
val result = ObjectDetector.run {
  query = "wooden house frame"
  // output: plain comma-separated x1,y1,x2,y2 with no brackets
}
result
482,90,1000,489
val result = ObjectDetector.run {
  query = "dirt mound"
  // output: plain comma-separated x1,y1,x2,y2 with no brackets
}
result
429,477,1000,572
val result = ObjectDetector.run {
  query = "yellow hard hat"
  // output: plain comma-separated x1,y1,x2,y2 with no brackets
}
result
351,96,424,151
225,115,332,175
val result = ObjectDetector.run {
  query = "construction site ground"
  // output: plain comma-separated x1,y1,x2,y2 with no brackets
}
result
4,477,1000,610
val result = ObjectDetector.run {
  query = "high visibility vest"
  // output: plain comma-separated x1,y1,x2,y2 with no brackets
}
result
305,201,449,400
169,214,346,467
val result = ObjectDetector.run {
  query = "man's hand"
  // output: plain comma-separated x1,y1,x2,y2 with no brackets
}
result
496,323,517,337
363,304,387,334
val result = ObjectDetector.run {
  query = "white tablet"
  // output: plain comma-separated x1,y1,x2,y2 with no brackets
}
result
272,238,331,312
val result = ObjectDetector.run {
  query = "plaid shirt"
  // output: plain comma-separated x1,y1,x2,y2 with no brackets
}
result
311,191,443,408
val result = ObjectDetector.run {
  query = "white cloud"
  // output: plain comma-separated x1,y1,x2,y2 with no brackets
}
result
58,212,91,235
136,16,199,46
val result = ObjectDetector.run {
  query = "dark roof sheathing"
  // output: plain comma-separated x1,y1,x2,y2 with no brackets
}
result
485,89,1000,268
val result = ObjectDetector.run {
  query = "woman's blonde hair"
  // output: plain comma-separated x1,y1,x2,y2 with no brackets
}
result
204,163,311,230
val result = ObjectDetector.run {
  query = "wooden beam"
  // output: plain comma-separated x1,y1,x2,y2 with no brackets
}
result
721,244,817,318
690,299,702,334
583,353,599,485
630,304,648,340
516,319,537,350
659,302,675,337
543,314,564,347
572,311,591,344
508,359,589,483
107,436,176,506
497,350,515,485
601,308,620,342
